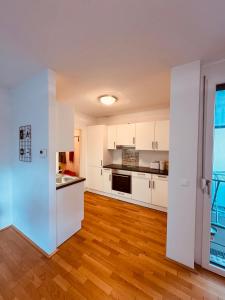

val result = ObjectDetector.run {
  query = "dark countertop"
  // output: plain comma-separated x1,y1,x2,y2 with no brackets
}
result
103,164,168,176
56,177,86,190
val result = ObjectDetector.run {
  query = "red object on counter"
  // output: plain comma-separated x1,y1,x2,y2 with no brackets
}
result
64,170,76,176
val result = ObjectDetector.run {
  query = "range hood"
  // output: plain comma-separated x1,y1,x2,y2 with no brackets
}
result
116,145,135,149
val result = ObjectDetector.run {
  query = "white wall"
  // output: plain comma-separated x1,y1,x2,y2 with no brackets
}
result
74,112,97,182
167,61,201,268
75,112,97,129
97,108,169,125
0,88,12,230
11,70,57,255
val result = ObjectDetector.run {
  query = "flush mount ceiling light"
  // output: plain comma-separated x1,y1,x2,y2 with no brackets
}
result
98,95,118,106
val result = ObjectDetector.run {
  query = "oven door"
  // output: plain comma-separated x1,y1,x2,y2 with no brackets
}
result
112,173,131,194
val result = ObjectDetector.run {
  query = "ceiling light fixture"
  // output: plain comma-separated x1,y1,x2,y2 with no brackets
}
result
98,95,118,106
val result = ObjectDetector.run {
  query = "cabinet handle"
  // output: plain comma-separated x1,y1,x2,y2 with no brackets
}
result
133,137,135,145
152,181,155,189
156,141,158,150
149,180,151,189
152,141,154,150
114,141,116,149
101,169,102,176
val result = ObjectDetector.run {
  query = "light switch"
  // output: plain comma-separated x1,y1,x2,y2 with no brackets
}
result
40,149,48,158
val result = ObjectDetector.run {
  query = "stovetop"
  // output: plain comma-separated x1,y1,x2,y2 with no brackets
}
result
103,164,168,176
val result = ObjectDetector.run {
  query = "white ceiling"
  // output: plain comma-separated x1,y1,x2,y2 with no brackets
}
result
1,0,225,117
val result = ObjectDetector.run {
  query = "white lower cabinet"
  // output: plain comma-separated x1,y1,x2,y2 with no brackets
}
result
132,172,151,203
87,167,112,193
151,175,168,208
88,167,168,210
102,168,112,193
132,172,168,208
56,182,84,246
87,166,103,191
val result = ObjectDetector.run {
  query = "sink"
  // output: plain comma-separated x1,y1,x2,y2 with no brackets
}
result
56,175,78,185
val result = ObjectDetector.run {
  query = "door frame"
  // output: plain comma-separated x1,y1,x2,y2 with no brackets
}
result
201,64,225,277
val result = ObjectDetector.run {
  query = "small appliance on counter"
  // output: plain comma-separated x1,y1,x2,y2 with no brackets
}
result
159,161,166,171
150,161,160,170
150,160,168,171
165,160,169,172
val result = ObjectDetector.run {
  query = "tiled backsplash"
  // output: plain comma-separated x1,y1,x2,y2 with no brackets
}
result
122,149,139,166
113,149,169,167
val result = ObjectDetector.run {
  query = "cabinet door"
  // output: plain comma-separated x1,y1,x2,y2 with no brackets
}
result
103,169,112,193
117,124,135,146
151,175,168,208
56,182,84,246
87,126,104,167
155,120,169,151
132,172,151,203
107,126,117,149
135,122,155,150
87,166,103,191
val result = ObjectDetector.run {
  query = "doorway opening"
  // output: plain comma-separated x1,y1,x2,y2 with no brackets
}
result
57,129,81,177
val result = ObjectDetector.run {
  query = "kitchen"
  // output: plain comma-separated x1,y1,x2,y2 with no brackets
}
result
86,121,169,211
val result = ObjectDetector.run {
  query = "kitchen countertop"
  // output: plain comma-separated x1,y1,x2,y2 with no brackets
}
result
56,177,86,190
103,164,168,176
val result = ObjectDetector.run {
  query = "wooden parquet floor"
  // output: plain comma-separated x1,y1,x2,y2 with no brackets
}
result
0,192,225,299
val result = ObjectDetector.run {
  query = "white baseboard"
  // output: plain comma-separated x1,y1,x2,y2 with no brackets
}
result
0,224,12,232
10,225,58,258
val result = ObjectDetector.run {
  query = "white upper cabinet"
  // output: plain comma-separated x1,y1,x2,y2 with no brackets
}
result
56,102,74,151
107,125,117,149
135,120,169,151
151,175,168,208
154,120,170,151
116,124,135,146
135,122,155,150
87,125,111,167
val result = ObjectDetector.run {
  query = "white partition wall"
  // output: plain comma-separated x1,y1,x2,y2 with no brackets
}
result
0,88,12,230
167,61,201,268
11,70,57,255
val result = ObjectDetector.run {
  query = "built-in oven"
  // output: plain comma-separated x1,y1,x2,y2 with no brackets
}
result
112,169,131,194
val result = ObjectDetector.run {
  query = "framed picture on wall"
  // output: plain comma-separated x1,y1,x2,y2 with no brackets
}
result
19,125,32,162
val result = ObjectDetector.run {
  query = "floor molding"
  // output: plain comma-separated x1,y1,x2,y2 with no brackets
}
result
165,256,198,274
10,225,58,258
0,225,11,232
